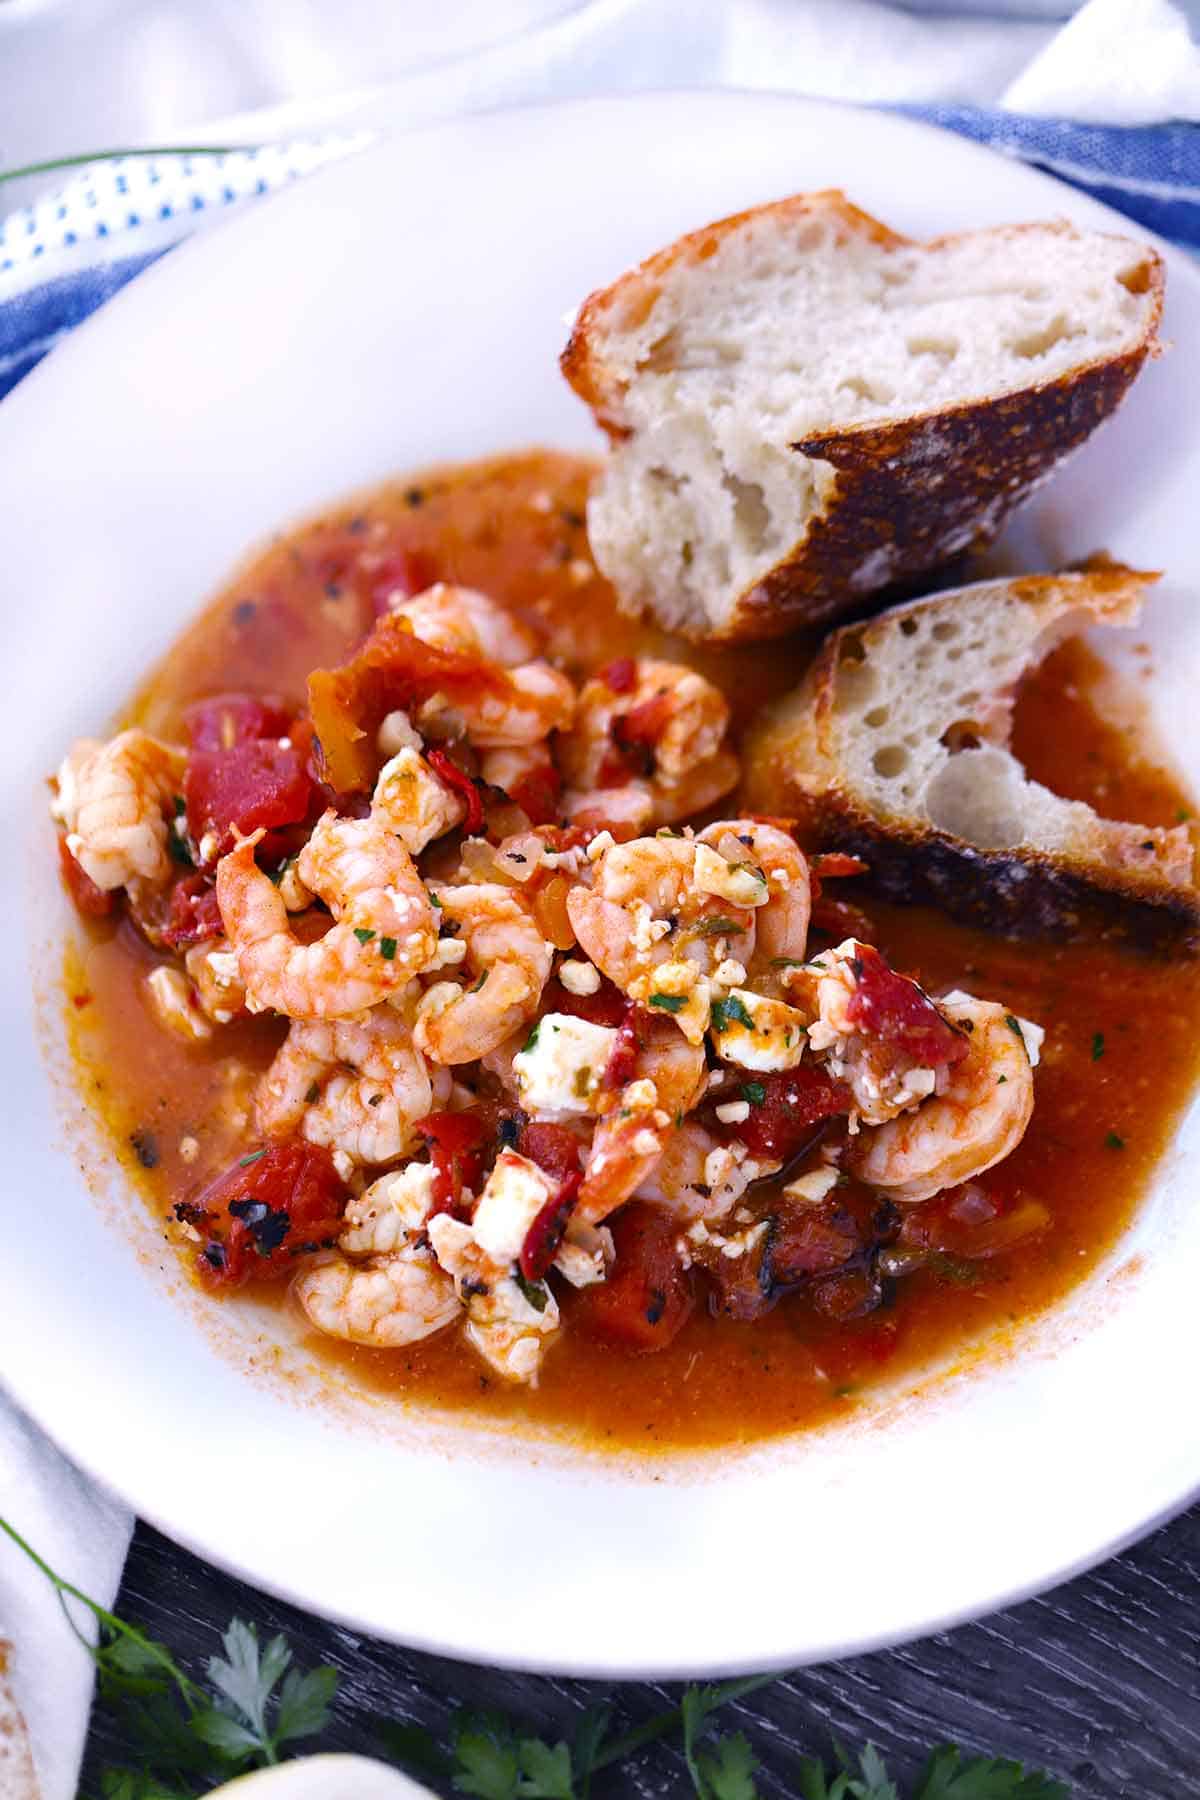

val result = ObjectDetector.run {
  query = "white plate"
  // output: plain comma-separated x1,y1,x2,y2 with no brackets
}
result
3,92,1200,1677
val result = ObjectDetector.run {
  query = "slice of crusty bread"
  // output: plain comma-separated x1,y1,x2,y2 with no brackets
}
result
743,565,1200,950
562,192,1164,642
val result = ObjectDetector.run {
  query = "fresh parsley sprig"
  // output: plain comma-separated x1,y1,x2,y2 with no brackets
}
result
2,1515,1067,1799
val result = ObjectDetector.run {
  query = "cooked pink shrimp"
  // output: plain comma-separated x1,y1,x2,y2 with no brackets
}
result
414,883,553,1063
394,583,576,747
577,1016,707,1223
635,1119,780,1223
52,729,185,890
697,819,811,982
567,834,759,1043
847,994,1039,1202
255,1009,449,1169
558,658,738,824
217,817,437,1020
294,1164,461,1347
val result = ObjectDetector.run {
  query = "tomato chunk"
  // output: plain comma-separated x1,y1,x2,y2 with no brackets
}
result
517,1147,582,1284
540,974,628,1030
307,613,509,793
416,1110,492,1218
844,942,968,1067
730,1065,852,1163
183,693,291,750
161,873,223,950
604,998,644,1088
508,762,561,827
183,740,313,866
57,834,116,918
578,1203,694,1352
517,1122,582,1183
598,657,636,694
183,1142,346,1287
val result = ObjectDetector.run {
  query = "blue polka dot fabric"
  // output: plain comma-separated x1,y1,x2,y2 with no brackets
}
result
0,113,1197,405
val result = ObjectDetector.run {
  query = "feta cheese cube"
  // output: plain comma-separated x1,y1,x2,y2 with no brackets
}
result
513,1012,617,1116
710,988,807,1072
470,1150,557,1264
693,842,769,908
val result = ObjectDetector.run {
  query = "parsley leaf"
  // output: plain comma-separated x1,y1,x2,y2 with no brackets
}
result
697,916,742,936
695,1730,761,1799
914,1745,1068,1799
649,992,687,1013
379,935,398,961
711,994,753,1032
354,927,376,944
1091,1032,1105,1061
742,1081,766,1106
1105,1131,1126,1150
517,1735,576,1797
452,1711,522,1798
273,1664,339,1747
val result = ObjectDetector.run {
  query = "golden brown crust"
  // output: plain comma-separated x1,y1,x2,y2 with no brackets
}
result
562,189,1165,642
718,343,1161,641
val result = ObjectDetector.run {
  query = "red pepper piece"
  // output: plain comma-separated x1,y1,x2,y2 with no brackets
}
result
604,998,643,1089
731,1065,853,1163
425,747,485,835
540,974,628,1030
57,834,116,918
183,693,292,750
810,852,868,880
844,942,968,1067
186,1141,346,1288
577,1202,694,1352
519,1169,582,1283
183,740,314,867
517,1122,582,1182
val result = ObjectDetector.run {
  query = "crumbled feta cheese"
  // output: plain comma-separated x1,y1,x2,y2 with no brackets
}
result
631,960,711,1046
512,1012,617,1117
554,1223,614,1289
198,832,219,866
206,950,241,988
378,708,423,755
430,935,468,968
711,987,807,1072
712,958,747,991
622,1077,659,1111
631,1128,661,1157
1013,1016,1044,1067
783,1167,841,1206
179,1135,199,1164
586,830,615,862
340,1162,437,1255
144,966,211,1042
714,1099,751,1125
471,1151,557,1263
558,958,601,997
693,842,769,908
374,747,464,853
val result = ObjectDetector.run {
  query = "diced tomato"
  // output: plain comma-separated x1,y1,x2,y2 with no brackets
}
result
307,613,510,794
518,1159,582,1288
599,657,636,694
183,740,313,866
57,834,116,918
540,974,628,1030
810,852,868,881
416,1110,493,1217
508,762,561,827
425,746,485,835
577,1203,694,1352
730,1065,852,1163
161,874,223,950
535,825,588,855
184,1142,346,1287
183,693,291,750
844,942,968,1067
770,1187,894,1287
516,1122,580,1183
604,998,644,1088
615,689,674,749
366,548,439,615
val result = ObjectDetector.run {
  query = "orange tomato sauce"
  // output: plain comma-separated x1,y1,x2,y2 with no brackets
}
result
63,451,1200,1450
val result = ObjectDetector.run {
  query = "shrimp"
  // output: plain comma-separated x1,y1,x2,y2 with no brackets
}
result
577,1015,707,1223
414,883,552,1063
635,1119,780,1223
256,1009,448,1172
566,834,759,1043
183,938,246,1021
847,994,1039,1203
217,814,437,1020
294,1162,462,1347
395,583,575,747
558,658,738,824
697,820,811,983
52,729,185,890
372,746,465,852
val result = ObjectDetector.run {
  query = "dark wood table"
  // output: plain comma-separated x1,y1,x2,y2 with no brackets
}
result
81,1503,1200,1796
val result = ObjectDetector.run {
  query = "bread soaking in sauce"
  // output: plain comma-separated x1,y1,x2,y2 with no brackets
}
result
55,452,1200,1450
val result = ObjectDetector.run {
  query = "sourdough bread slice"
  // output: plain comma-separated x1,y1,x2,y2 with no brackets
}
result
562,192,1164,642
743,565,1200,950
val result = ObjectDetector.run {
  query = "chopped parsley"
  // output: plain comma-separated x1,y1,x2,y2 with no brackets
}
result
514,1272,548,1313
471,970,489,993
238,1149,266,1167
429,892,442,908
1105,1131,1127,1150
741,1082,766,1106
173,795,186,817
1092,1031,1105,1061
379,936,398,961
522,1021,541,1053
304,1082,321,1104
696,916,741,936
353,927,375,944
648,992,687,1013
711,994,754,1032
1004,1014,1029,1058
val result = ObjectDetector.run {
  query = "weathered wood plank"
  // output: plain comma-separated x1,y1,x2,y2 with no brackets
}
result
79,1505,1200,1795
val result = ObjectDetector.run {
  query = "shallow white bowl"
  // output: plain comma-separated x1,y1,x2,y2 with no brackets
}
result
3,92,1199,1677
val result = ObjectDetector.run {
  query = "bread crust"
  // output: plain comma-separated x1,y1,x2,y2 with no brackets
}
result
563,192,1165,643
746,568,1200,952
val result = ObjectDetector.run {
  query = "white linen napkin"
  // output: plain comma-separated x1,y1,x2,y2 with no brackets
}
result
6,4,1200,1796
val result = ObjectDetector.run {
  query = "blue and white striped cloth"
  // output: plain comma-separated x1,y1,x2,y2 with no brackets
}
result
1,109,1198,406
